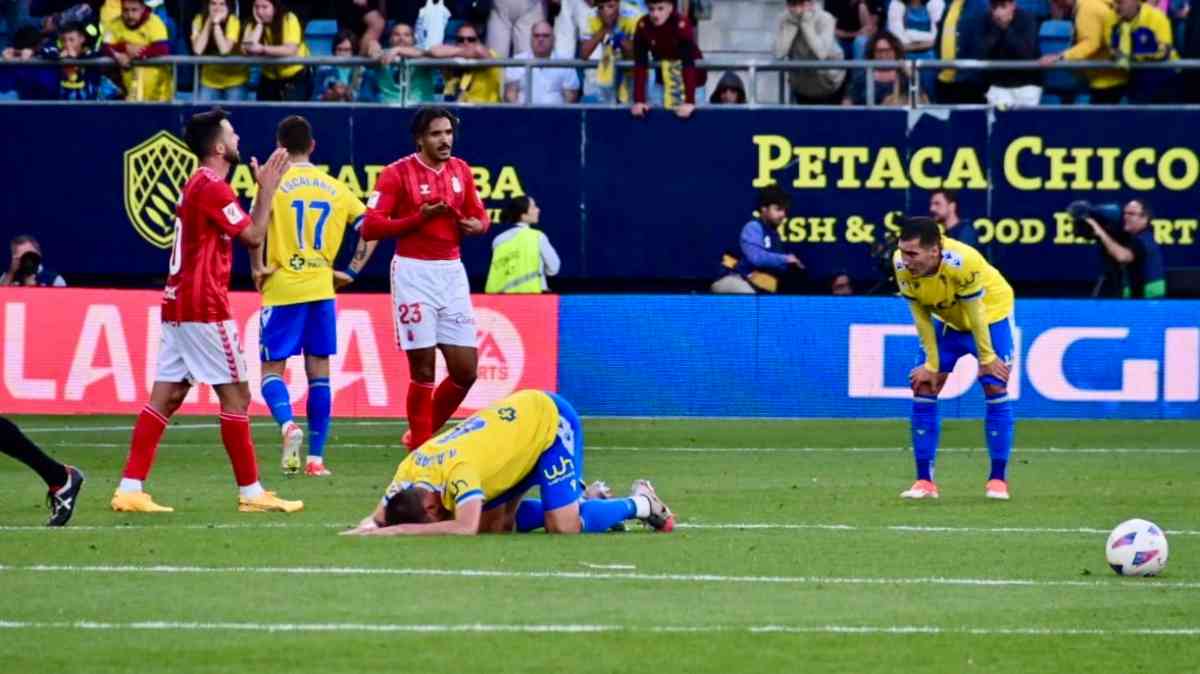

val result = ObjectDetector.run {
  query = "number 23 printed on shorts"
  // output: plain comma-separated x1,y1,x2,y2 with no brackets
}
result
397,302,424,325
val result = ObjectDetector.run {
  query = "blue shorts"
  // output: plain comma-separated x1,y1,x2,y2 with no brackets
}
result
484,392,584,513
917,317,1014,388
260,299,337,362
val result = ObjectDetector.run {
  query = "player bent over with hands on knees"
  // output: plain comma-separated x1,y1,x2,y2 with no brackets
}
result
894,217,1016,501
111,107,302,514
343,390,675,536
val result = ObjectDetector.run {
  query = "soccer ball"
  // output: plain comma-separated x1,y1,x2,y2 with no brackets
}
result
1106,519,1169,576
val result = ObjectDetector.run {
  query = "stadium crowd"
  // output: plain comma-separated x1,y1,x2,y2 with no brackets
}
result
1,0,1197,104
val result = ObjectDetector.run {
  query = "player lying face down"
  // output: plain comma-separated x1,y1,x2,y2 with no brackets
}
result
341,390,675,536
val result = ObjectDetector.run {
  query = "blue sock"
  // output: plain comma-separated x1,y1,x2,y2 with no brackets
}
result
580,498,637,534
515,499,545,532
261,375,293,426
306,378,331,460
985,390,1014,481
912,396,940,481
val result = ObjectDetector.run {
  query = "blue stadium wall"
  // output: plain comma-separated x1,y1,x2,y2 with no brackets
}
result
557,296,1200,419
2,104,1198,283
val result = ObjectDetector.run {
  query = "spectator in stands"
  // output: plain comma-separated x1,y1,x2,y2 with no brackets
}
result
2,235,66,287
826,0,876,58
632,0,703,119
887,0,944,97
934,0,988,102
370,21,436,103
314,29,363,100
487,0,544,57
929,189,979,247
579,0,640,103
439,22,503,102
0,25,57,99
1088,199,1166,298
1112,0,1176,102
102,0,172,101
550,0,594,57
775,0,846,105
485,196,561,294
980,0,1041,106
1039,0,1124,102
337,0,385,54
242,0,311,101
708,70,747,103
191,0,249,101
43,20,119,99
831,271,854,295
843,30,925,104
504,20,580,103
711,185,804,295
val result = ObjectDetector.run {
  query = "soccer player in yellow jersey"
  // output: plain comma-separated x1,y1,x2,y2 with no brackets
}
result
343,390,675,535
251,115,378,477
893,217,1015,501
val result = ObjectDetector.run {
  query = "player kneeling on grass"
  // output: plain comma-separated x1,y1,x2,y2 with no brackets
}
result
894,217,1015,501
343,390,674,536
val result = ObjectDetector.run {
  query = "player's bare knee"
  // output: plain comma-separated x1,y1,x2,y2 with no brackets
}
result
544,517,582,535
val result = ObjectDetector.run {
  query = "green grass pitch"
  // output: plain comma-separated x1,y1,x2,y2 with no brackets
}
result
1,416,1197,673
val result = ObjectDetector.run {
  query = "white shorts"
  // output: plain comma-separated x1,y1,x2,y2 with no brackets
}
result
156,320,248,385
390,256,477,351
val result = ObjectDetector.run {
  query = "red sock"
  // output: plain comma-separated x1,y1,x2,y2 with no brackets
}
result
432,378,472,434
406,381,435,448
122,405,169,480
219,412,259,487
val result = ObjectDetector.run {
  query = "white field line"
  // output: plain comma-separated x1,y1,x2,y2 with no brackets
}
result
2,521,1198,536
0,620,1196,637
2,564,1198,590
31,441,1200,454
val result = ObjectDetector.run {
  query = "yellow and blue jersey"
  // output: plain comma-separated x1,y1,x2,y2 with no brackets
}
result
263,163,366,308
893,237,1013,330
387,390,562,514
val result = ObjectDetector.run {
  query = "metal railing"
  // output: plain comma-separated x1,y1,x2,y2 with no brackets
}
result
3,54,1199,107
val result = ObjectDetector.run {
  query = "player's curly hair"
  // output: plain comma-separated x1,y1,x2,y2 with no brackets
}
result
410,106,459,141
382,488,433,526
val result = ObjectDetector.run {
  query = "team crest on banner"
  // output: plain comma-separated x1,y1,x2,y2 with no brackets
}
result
124,131,197,249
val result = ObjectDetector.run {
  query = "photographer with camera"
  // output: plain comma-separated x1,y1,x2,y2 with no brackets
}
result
1071,199,1166,298
1,235,66,287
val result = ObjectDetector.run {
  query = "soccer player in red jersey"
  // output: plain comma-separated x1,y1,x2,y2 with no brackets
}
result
361,107,490,451
111,108,303,514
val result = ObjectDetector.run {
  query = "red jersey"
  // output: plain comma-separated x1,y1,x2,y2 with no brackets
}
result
361,154,490,260
162,167,251,323
633,12,703,104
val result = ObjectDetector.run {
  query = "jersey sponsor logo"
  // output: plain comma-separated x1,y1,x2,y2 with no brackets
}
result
451,176,463,193
163,285,178,301
497,406,517,422
123,131,197,250
419,184,431,196
289,253,305,271
222,201,243,225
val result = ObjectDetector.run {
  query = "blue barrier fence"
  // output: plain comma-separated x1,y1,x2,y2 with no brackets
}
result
557,296,1200,419
2,104,1198,285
